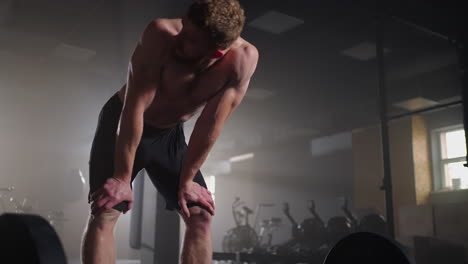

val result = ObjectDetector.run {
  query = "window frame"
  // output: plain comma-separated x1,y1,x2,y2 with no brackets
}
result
431,124,466,191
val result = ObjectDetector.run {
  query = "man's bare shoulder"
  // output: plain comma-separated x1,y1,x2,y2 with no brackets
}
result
138,18,176,44
236,39,259,63
134,19,179,63
227,39,259,82
149,18,181,36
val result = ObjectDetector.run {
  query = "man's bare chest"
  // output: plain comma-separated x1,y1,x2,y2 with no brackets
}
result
159,61,198,99
155,58,229,104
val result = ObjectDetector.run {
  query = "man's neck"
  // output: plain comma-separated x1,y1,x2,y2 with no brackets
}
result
170,45,231,74
193,56,224,74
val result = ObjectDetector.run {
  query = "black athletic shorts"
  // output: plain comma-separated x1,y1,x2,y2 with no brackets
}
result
88,92,208,212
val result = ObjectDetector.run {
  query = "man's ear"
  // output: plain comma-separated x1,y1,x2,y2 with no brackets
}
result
212,50,224,58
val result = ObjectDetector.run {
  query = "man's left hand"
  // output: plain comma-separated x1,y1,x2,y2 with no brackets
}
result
178,182,215,218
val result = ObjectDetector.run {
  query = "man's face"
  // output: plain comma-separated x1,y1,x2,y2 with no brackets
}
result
174,17,217,63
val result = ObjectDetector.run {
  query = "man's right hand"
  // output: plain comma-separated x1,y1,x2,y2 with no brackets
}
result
90,177,134,216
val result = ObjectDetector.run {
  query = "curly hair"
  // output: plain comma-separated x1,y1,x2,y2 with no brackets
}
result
186,0,246,49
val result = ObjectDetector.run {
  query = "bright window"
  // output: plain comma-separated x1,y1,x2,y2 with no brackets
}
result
207,175,216,201
433,126,467,191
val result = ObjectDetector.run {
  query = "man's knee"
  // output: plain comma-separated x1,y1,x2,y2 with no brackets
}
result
182,206,212,231
88,209,121,231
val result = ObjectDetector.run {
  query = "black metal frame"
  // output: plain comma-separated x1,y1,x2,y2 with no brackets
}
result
377,2,468,239
457,43,468,168
388,101,463,121
376,10,395,239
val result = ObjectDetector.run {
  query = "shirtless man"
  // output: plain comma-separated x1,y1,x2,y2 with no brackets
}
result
81,0,258,263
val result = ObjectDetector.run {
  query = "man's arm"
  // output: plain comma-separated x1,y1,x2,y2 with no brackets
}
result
179,47,259,187
90,20,163,215
113,20,163,182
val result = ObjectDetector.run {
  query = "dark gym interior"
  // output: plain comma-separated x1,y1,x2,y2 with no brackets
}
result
0,0,466,263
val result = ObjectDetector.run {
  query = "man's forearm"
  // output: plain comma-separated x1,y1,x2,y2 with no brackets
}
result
179,119,221,186
113,109,144,182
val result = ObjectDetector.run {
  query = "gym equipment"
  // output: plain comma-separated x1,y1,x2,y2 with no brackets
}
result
303,200,328,249
0,185,37,213
337,197,388,235
282,200,327,247
326,216,351,247
324,232,414,264
0,213,67,264
0,185,15,212
282,202,301,240
277,201,328,258
257,217,282,248
340,197,358,230
0,185,67,234
358,213,388,236
222,197,259,252
307,200,325,227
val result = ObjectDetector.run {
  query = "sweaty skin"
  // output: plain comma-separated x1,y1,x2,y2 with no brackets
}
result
119,19,252,127
83,15,258,264
81,17,258,264
91,17,259,217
